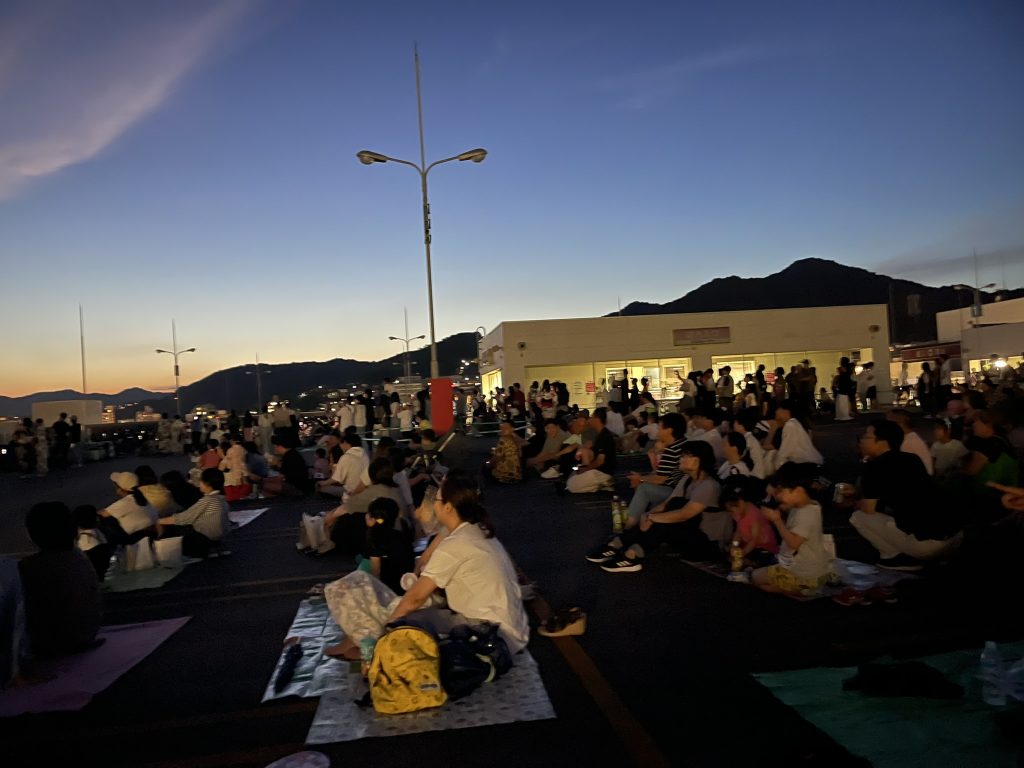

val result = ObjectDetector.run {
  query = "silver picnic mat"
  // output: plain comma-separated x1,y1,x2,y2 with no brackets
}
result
264,594,556,742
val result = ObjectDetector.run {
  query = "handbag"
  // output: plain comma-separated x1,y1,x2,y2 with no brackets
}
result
439,621,513,700
299,513,326,550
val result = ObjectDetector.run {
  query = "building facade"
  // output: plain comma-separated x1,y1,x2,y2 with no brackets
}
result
479,304,891,408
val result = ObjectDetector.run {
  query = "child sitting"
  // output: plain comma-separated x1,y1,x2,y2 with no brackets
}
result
931,418,968,479
74,505,111,580
197,439,222,470
718,432,753,480
752,462,831,595
720,478,778,567
19,502,102,658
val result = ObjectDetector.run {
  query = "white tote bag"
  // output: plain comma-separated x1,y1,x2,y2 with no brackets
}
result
300,513,327,550
153,536,183,567
125,539,155,571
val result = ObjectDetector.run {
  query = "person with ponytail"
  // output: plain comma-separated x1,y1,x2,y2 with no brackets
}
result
98,471,158,544
388,472,529,653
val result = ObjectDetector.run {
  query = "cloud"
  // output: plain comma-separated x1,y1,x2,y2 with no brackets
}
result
598,45,776,110
0,1,253,200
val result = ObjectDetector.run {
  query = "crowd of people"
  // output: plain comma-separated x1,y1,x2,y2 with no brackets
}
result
7,355,1024,694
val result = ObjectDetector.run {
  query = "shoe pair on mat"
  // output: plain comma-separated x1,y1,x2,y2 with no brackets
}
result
832,585,898,607
538,606,586,637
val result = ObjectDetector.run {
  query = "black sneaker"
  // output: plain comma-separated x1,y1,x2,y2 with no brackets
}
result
585,546,620,564
601,556,642,573
876,554,924,572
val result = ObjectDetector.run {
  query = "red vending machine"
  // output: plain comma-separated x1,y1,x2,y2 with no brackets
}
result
429,378,454,435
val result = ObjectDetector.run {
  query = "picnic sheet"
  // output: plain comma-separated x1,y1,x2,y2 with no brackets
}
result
264,595,556,743
0,617,190,716
228,507,269,528
682,557,916,600
755,642,1024,768
102,558,202,593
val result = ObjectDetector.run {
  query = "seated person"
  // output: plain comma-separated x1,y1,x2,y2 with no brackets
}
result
772,400,823,466
721,477,778,567
718,432,753,480
487,420,526,484
263,436,313,497
243,441,270,493
964,410,1019,497
621,413,687,530
323,496,415,659
322,458,406,555
160,470,202,510
526,419,570,474
197,439,223,470
687,409,726,467
733,408,769,479
849,419,962,571
887,409,933,475
930,418,968,479
98,472,158,545
135,464,178,517
752,462,831,594
565,408,617,494
19,502,102,658
545,413,588,479
316,433,368,498
588,440,722,572
157,468,229,558
74,505,112,580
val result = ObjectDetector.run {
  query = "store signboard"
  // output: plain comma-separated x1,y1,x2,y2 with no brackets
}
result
673,326,731,346
900,343,960,362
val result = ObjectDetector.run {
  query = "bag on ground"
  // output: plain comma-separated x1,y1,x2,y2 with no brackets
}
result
439,621,514,699
368,625,447,714
299,513,326,550
125,539,155,571
153,536,183,567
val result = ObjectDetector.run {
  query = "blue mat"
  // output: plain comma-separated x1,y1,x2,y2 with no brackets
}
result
755,642,1024,768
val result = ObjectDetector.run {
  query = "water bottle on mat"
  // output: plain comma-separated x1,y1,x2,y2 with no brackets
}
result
980,641,1006,706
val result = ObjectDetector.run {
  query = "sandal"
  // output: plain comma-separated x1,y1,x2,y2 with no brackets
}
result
538,606,586,637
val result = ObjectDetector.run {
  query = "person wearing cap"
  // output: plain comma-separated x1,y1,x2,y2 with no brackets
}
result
98,472,158,544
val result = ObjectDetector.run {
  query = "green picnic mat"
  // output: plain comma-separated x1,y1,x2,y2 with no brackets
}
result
754,643,1024,768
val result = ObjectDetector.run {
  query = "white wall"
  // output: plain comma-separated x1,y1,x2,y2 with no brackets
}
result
937,296,1024,342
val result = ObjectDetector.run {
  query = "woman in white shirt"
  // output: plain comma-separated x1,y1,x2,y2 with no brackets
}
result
773,400,823,466
389,473,529,654
98,471,158,543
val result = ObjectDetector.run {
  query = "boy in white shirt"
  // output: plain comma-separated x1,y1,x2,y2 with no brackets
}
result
888,409,933,475
752,462,831,595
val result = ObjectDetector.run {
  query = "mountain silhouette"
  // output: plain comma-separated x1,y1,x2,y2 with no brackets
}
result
614,258,1023,342
0,387,167,417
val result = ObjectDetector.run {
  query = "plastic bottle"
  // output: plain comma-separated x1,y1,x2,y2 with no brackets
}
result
729,540,744,573
980,641,1006,706
359,636,377,677
611,496,623,534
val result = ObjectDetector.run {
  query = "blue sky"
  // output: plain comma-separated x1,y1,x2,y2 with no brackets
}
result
1,0,1022,396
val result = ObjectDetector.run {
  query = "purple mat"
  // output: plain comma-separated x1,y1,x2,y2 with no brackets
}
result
0,616,190,717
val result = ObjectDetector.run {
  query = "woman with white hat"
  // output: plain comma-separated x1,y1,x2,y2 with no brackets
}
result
98,471,158,544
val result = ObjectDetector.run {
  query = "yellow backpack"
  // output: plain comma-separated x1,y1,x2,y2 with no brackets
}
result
368,625,448,715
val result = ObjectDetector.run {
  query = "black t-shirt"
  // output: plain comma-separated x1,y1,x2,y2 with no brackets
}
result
966,435,1012,463
860,450,955,540
69,422,82,442
364,524,415,594
19,550,101,657
593,428,617,476
52,420,71,441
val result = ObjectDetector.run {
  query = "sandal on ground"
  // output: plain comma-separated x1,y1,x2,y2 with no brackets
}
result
538,607,587,637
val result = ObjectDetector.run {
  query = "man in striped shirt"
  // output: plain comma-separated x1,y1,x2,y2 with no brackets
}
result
622,413,687,530
158,468,230,558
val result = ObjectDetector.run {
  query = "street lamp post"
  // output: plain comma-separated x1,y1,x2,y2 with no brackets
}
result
952,282,997,376
245,354,272,411
389,308,425,383
356,48,486,379
155,319,196,416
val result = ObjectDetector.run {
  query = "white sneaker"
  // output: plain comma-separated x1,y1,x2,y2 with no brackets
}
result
541,467,561,479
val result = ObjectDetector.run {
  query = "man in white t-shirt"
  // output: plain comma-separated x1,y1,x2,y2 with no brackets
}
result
887,409,933,475
317,433,369,498
605,408,625,437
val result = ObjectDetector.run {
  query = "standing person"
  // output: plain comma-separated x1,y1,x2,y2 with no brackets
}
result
856,362,877,412
68,414,84,468
716,366,735,411
271,402,295,445
617,370,630,413
337,399,355,434
51,413,71,468
353,396,368,437
242,411,255,442
169,416,187,454
191,414,204,454
937,354,953,412
32,419,49,477
833,358,854,422
917,363,934,416
257,408,274,454
226,409,241,435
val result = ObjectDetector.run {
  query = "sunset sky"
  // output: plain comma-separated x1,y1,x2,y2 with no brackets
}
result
1,0,1022,396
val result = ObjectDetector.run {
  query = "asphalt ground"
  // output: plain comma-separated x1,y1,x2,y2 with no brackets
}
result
0,418,1021,767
